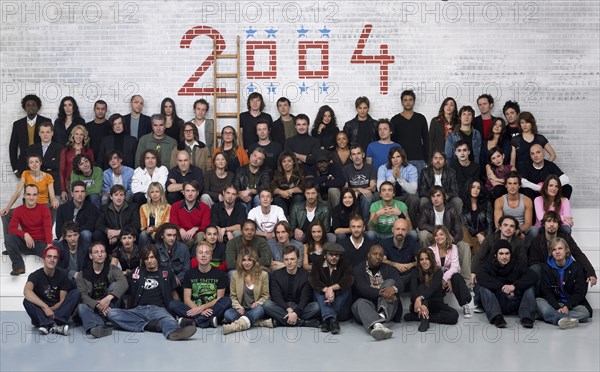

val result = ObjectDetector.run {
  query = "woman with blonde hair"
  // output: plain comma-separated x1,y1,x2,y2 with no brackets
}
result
223,250,271,334
59,124,94,201
138,182,171,248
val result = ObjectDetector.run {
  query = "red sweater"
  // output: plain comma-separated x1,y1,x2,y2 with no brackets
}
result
169,200,210,236
9,204,52,244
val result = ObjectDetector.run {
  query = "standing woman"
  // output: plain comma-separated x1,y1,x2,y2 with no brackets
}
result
311,105,339,151
429,226,473,318
212,126,248,173
302,219,327,271
161,97,185,141
1,153,59,216
139,182,171,248
200,152,234,208
332,131,352,168
534,175,573,234
429,97,458,158
223,250,270,334
510,112,556,168
54,96,86,146
170,122,211,172
271,152,305,216
461,179,493,256
97,114,138,169
59,125,94,201
404,248,459,332
131,149,169,205
70,154,103,208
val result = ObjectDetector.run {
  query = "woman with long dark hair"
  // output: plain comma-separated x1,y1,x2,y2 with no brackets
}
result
212,126,248,173
429,97,458,158
461,178,493,256
161,97,185,141
311,105,339,151
271,151,305,216
54,96,86,146
302,219,328,271
534,175,573,234
331,188,360,240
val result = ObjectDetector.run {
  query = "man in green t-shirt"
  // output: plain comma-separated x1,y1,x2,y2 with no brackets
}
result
366,181,414,242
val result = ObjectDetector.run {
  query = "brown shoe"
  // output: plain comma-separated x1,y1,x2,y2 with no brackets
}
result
10,268,25,276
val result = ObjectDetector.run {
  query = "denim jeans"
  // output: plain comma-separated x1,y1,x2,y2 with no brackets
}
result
23,289,81,327
536,298,591,325
169,297,232,328
5,234,46,270
479,286,536,322
224,306,265,325
107,304,179,339
77,293,121,332
263,300,320,326
315,288,352,321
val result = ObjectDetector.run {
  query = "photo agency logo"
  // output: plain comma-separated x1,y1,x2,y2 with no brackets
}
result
2,81,141,104
1,2,140,23
198,1,340,23
400,81,540,104
399,1,539,24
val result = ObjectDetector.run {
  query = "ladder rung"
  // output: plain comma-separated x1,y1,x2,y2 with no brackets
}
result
216,73,237,78
217,54,237,59
216,112,238,118
215,93,239,98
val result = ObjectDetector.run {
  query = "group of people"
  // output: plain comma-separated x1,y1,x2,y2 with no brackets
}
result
4,90,595,341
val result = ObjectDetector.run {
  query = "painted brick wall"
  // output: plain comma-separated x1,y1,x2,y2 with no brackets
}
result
1,0,598,207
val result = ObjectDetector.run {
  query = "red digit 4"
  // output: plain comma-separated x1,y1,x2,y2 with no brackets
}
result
350,24,395,95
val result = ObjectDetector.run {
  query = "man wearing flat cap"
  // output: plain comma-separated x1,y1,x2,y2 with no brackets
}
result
475,239,538,329
309,242,354,334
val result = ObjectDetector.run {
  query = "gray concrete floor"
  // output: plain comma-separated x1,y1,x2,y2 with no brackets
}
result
1,311,598,371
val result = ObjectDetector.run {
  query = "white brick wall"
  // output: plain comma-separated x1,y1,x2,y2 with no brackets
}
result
1,0,599,206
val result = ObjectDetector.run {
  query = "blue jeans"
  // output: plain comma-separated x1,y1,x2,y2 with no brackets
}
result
78,303,107,332
263,300,320,326
168,297,232,328
408,160,427,178
23,289,81,327
107,304,179,339
358,194,375,224
224,306,265,325
479,286,537,322
315,288,352,321
536,298,591,325
5,234,46,270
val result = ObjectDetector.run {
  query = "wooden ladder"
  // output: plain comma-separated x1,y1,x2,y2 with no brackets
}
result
212,35,241,148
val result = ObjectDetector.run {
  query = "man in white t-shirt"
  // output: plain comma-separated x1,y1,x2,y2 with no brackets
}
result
247,188,287,241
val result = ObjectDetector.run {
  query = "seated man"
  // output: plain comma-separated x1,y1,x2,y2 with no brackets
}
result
57,222,90,283
289,183,333,242
309,242,354,334
166,150,204,204
418,150,461,213
263,246,320,327
449,140,481,197
5,184,53,275
135,114,177,168
155,223,191,286
107,244,197,341
247,188,287,241
529,211,597,290
268,221,303,272
476,240,537,329
225,219,272,272
381,218,419,292
536,237,592,329
210,185,246,243
519,144,572,201
233,147,271,213
55,180,98,246
101,150,134,205
76,242,128,338
343,144,377,223
93,184,140,254
23,246,81,335
367,181,413,242
418,185,471,286
169,180,210,249
304,150,345,209
284,114,320,173
339,215,376,268
169,242,231,328
352,244,402,341
493,171,537,248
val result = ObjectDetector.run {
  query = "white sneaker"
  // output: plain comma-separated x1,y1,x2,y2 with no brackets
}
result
463,305,472,318
558,317,579,330
473,305,484,313
50,324,69,336
370,323,393,341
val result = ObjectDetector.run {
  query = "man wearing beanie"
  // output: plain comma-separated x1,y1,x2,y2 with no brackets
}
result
475,239,538,328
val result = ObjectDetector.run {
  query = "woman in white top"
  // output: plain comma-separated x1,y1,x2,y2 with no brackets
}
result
131,149,169,205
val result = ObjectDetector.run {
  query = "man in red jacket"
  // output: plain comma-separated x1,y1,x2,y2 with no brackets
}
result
5,184,53,275
170,180,210,250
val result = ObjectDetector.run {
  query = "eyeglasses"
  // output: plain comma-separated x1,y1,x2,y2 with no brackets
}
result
183,129,194,133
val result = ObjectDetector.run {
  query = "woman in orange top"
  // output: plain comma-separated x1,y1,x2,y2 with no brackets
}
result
211,126,248,173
